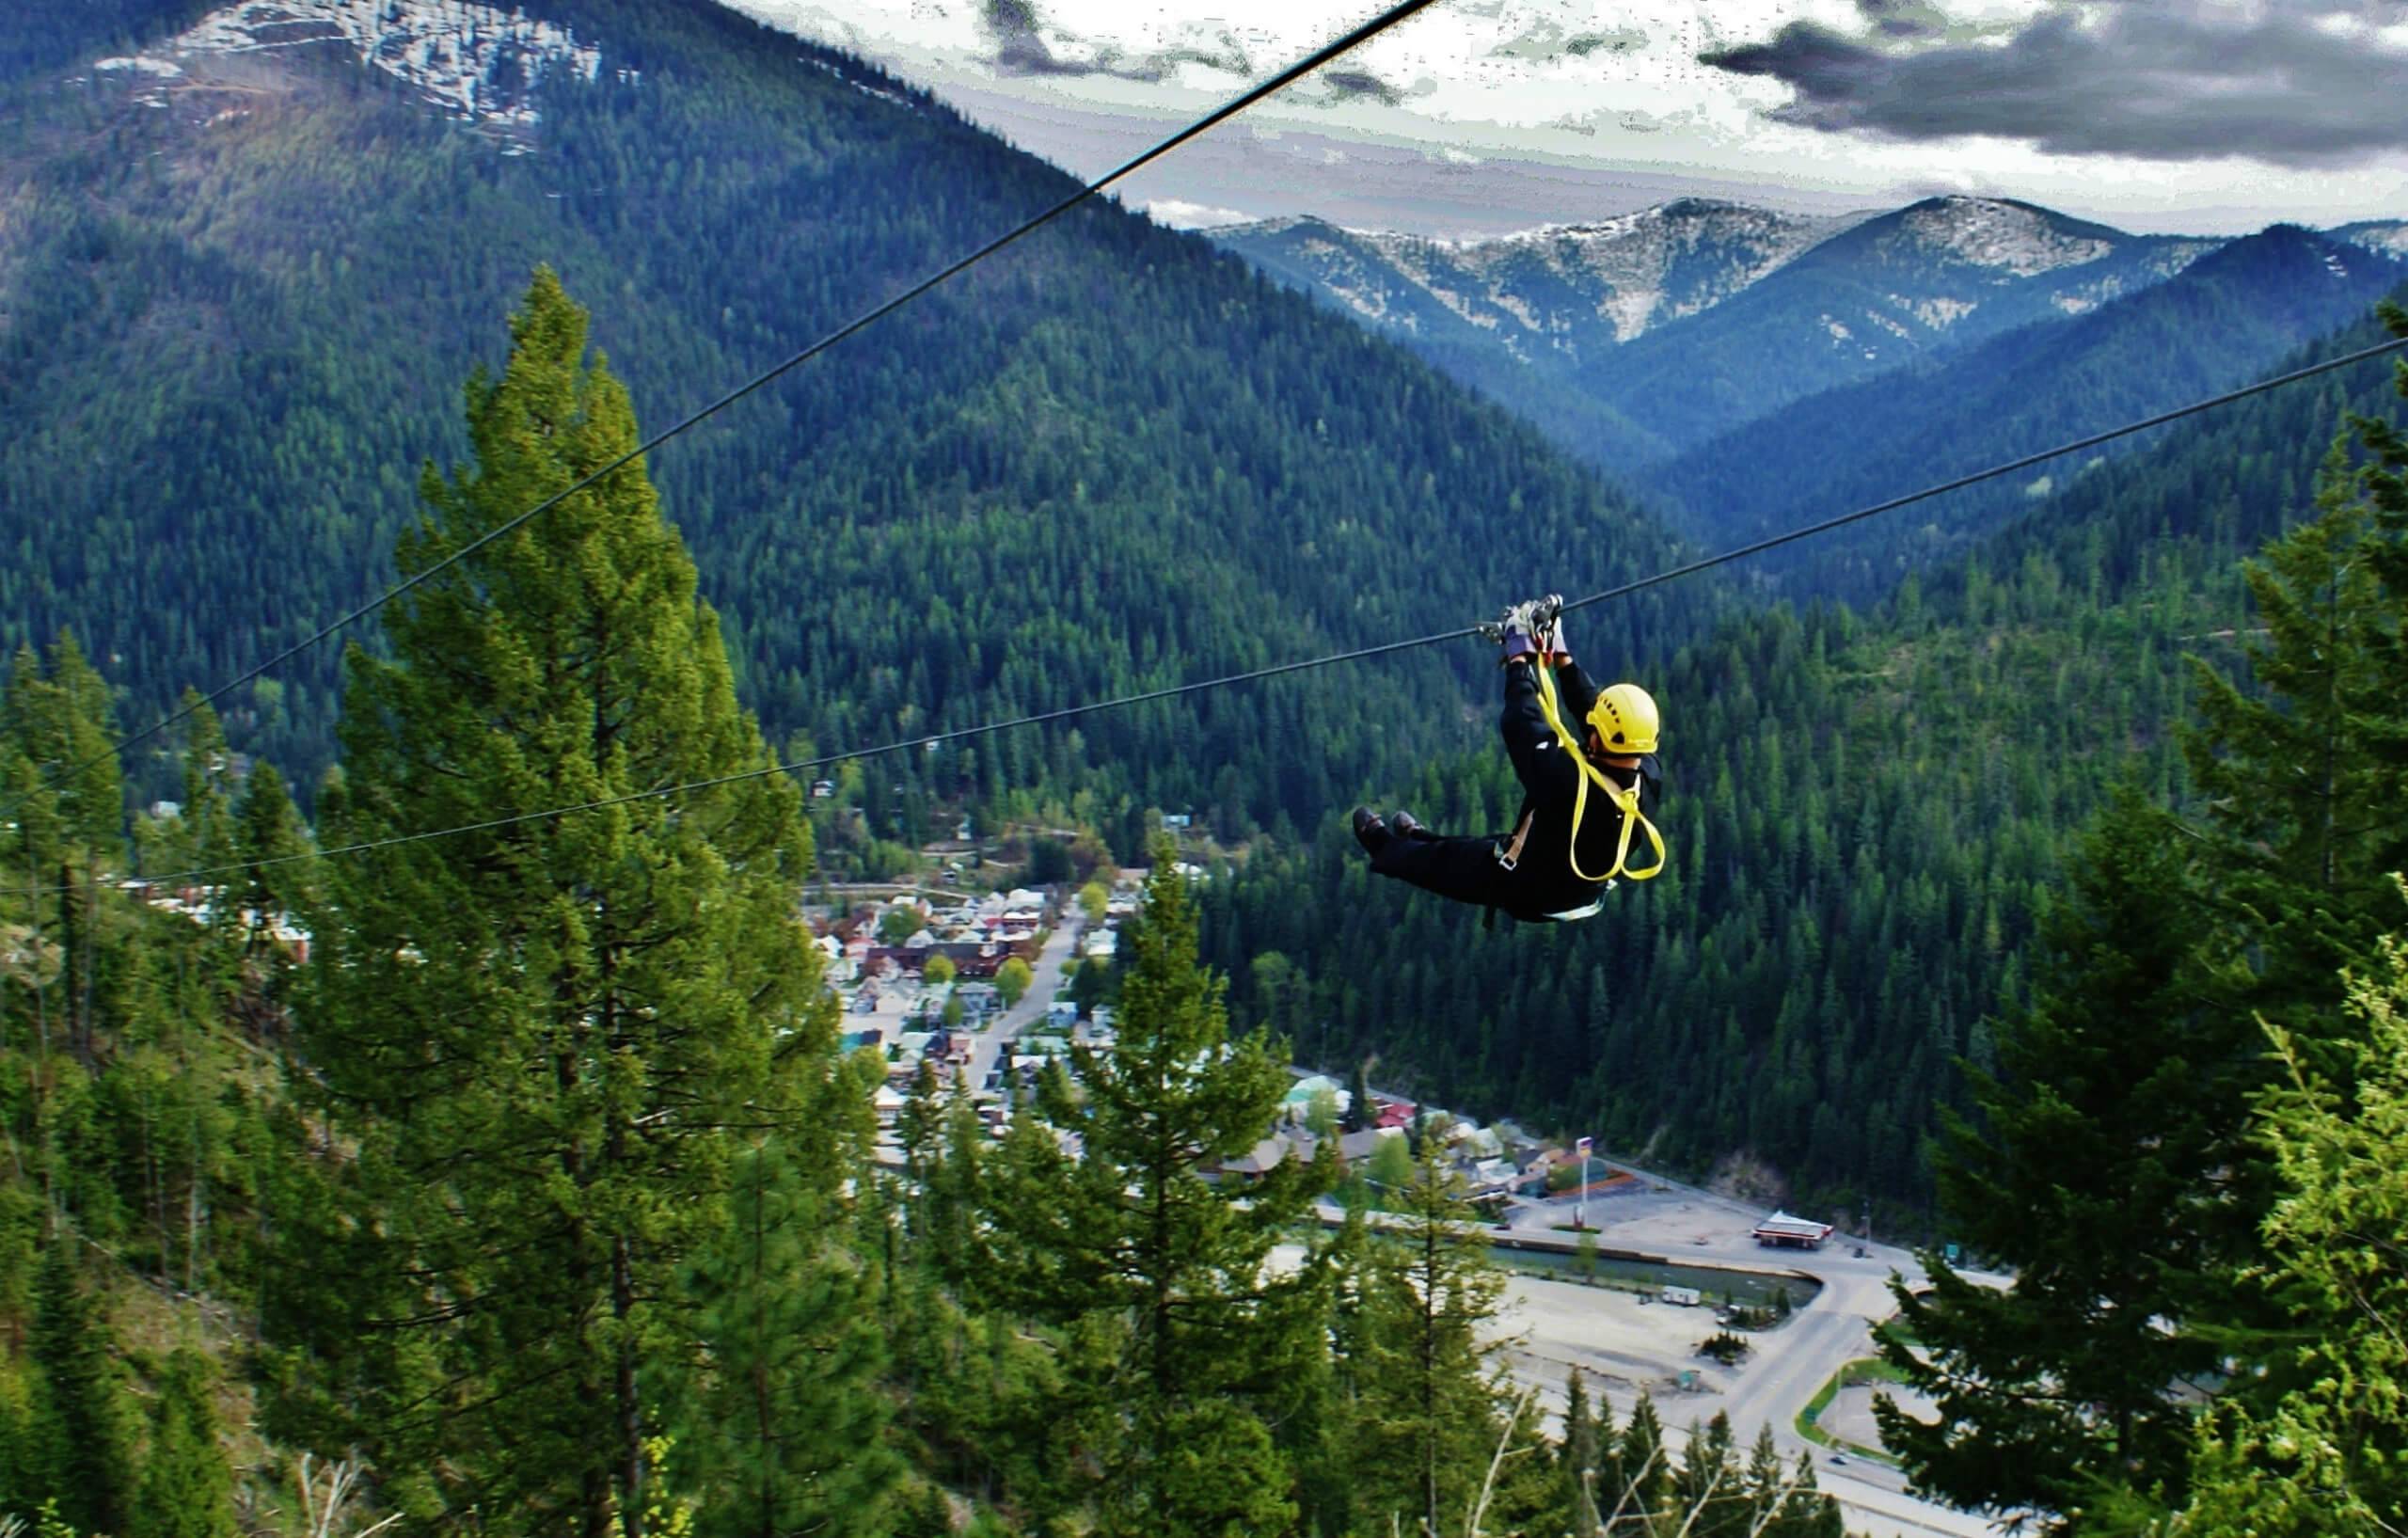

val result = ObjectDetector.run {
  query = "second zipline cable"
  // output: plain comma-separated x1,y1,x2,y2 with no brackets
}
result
106,330,2408,896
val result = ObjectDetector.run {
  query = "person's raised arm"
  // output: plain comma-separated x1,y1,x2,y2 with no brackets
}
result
1497,610,1565,793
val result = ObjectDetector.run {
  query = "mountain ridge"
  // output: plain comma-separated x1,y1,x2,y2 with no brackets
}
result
1217,192,2234,470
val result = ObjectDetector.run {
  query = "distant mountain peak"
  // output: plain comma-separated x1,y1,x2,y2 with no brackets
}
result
103,0,607,131
1885,196,2119,277
1218,198,1847,357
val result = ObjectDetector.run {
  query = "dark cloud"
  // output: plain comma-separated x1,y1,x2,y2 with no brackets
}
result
1561,29,1647,57
1703,3,2408,167
978,0,1247,82
982,0,1085,76
1488,17,1645,62
1322,67,1403,105
1851,0,1947,40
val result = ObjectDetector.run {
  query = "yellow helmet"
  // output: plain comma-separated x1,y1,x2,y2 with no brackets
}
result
1587,684,1659,755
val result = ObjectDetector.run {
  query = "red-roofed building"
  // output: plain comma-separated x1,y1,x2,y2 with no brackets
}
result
1374,1099,1418,1131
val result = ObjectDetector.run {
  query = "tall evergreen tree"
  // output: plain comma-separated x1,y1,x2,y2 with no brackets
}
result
974,859,1325,1537
2132,913,2408,1537
3,636,122,1069
1878,795,2245,1528
25,1242,132,1533
272,270,844,1535
1560,1368,1605,1537
1348,1139,1515,1537
1611,1391,1670,1534
2185,439,2405,1009
131,1348,235,1538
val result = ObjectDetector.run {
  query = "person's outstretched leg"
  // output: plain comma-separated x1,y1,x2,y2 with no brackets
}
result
1366,824,1523,911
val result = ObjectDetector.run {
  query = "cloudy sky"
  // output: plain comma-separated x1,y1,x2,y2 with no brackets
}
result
723,0,2408,237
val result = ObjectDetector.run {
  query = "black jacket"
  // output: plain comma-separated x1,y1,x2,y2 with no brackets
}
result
1498,657,1663,914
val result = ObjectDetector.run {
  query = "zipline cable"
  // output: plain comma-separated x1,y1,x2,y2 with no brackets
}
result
18,0,1447,814
95,331,2408,897
1559,332,2408,615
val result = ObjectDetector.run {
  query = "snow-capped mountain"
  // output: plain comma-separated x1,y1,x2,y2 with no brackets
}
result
1221,195,2228,465
90,0,607,132
1217,198,1854,367
2332,219,2408,260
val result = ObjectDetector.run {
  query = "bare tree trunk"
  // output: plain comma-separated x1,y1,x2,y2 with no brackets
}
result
79,858,98,1067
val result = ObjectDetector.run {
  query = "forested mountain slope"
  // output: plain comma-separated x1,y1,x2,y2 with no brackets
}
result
0,0,1685,843
1200,303,2408,1217
1647,227,2408,597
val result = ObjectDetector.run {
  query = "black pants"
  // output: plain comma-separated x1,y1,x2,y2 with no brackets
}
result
1370,829,1554,920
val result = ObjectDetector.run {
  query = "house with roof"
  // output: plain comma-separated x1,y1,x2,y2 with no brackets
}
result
1280,1075,1351,1126
1753,1211,1835,1249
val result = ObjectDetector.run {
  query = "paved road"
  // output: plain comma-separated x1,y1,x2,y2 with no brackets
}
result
1492,1184,2004,1538
961,916,1085,1094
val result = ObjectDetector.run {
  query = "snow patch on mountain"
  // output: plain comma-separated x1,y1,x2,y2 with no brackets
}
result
1905,295,1976,329
1890,198,2112,277
2336,222,2408,257
152,0,603,127
1229,199,1853,357
800,55,919,114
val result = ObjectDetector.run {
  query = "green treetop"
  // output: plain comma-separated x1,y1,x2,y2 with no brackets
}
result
974,856,1329,1535
994,953,1034,1007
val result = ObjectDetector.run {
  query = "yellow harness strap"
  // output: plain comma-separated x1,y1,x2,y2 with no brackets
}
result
1533,665,1667,884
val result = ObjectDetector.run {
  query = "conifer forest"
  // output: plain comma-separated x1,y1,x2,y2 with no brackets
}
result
2,1,2407,1534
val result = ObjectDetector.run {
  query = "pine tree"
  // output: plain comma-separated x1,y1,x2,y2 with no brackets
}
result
231,761,312,959
672,1138,901,1538
273,270,845,1535
1610,1391,1669,1533
2185,438,2405,1007
1346,1057,1373,1134
1670,1413,1744,1538
2,636,122,1069
131,1348,235,1538
1769,1451,1843,1538
26,1242,132,1533
1560,1368,1605,1537
1878,794,2248,1527
1348,1139,1514,1537
2133,912,2408,1536
974,858,1324,1536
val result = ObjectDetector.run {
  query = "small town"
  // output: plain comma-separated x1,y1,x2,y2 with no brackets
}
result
808,849,1977,1538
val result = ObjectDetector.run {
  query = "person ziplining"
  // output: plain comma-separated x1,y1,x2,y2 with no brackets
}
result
1353,595,1664,925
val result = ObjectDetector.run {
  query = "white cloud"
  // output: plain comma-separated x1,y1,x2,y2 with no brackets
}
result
1144,197,1257,229
721,0,2408,233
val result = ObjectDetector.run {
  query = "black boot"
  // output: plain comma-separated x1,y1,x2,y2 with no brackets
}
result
1388,809,1428,841
1351,806,1391,854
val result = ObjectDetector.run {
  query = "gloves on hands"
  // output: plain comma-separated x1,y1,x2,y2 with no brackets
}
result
1491,595,1566,666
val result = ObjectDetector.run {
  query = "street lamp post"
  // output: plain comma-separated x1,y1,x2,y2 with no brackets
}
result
1576,1135,1593,1230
